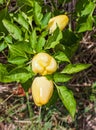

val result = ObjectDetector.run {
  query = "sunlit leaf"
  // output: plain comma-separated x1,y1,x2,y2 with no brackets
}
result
53,73,72,83
41,12,51,28
5,35,12,43
29,29,37,51
8,44,28,65
76,0,95,16
0,63,8,82
2,19,23,41
14,12,29,30
61,63,91,74
11,41,33,54
0,63,8,75
45,28,62,49
0,41,7,52
36,36,45,52
8,56,28,65
80,2,95,16
56,85,76,118
1,70,32,83
0,0,4,4
55,51,70,63
76,14,93,33
0,65,34,83
33,1,43,25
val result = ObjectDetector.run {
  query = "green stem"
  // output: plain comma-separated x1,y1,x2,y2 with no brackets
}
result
38,106,42,129
26,92,33,118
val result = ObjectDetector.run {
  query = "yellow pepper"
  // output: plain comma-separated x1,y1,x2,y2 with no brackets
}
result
32,52,57,75
47,15,69,33
32,76,54,106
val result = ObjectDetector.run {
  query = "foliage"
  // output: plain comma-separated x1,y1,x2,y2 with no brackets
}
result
56,85,76,118
0,0,95,118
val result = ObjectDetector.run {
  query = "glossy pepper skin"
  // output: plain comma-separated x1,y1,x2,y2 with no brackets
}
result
32,76,54,106
32,52,57,75
47,15,69,33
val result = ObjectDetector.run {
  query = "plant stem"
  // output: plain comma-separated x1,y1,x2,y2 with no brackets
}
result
26,92,33,118
38,106,42,129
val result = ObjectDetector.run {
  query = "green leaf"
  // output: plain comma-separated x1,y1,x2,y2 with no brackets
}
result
0,63,8,75
17,0,33,7
2,19,23,41
46,89,58,107
80,2,95,16
76,0,87,16
53,73,72,83
8,67,33,83
0,41,7,52
61,30,79,58
8,44,28,65
0,7,8,33
41,12,51,28
54,51,70,63
76,0,95,16
7,72,32,83
64,43,79,59
8,44,27,57
56,85,76,118
0,34,4,40
21,78,33,92
55,44,65,52
0,66,33,83
0,63,8,82
76,0,95,33
5,35,12,43
36,36,45,52
45,28,62,49
0,0,4,4
29,29,37,51
12,41,33,54
14,12,29,30
8,56,28,65
76,14,93,33
41,30,49,37
61,63,91,74
33,1,43,25
62,30,79,46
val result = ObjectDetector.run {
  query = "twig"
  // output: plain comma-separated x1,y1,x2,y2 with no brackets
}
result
69,83,92,87
14,120,31,124
0,93,14,105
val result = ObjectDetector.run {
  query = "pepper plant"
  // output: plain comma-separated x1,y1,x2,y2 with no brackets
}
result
0,0,95,118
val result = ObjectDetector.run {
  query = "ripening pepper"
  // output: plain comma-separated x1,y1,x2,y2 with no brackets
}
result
47,15,69,33
32,76,54,106
32,52,57,75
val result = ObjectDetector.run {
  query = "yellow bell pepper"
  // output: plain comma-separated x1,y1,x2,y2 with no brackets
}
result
32,76,54,106
32,52,57,75
47,15,69,33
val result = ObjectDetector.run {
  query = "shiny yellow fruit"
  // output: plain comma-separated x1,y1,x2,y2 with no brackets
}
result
32,52,57,75
32,76,54,106
48,15,69,33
